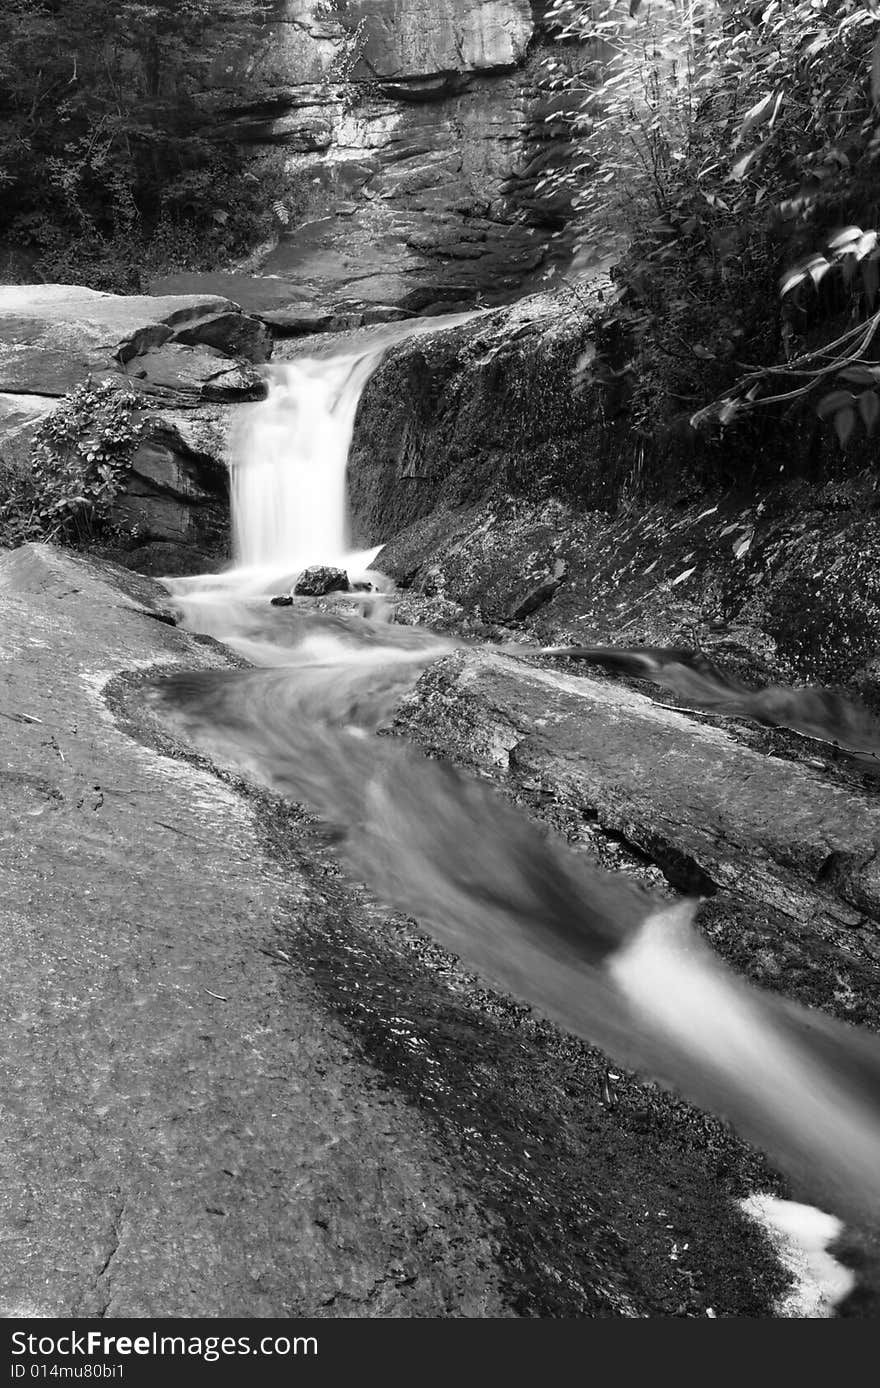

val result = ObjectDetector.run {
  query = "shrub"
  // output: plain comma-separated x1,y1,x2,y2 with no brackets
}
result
0,1,294,289
540,0,880,469
23,379,145,545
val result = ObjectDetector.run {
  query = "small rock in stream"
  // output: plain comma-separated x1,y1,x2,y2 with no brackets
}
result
270,593,293,607
293,565,351,597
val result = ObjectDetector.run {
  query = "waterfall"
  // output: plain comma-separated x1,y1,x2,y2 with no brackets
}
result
215,312,477,595
230,350,383,575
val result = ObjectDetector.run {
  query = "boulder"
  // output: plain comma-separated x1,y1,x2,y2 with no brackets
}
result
0,285,272,399
292,565,351,596
111,414,230,553
122,343,266,405
347,292,597,545
0,286,270,558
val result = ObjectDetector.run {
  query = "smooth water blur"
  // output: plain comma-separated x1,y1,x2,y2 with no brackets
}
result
231,353,380,570
217,310,478,598
541,645,880,769
153,322,880,1227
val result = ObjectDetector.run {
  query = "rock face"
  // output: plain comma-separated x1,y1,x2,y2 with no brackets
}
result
347,291,597,545
155,1,585,315
395,648,880,954
346,292,880,711
0,285,271,399
0,286,272,562
0,543,512,1317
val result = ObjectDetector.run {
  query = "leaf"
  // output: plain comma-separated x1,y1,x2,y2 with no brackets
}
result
817,389,857,419
733,531,753,560
827,225,863,253
734,91,778,147
837,364,880,385
806,254,832,287
872,33,880,109
766,89,785,132
779,265,807,296
731,148,759,181
834,408,856,449
671,566,696,587
858,389,880,434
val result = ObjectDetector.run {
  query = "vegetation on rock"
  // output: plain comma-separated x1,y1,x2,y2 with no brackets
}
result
540,0,880,469
0,378,144,545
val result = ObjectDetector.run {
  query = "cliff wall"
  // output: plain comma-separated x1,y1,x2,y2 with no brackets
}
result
155,1,583,314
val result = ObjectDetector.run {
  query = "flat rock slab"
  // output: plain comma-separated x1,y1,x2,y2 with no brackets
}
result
0,545,507,1317
394,649,880,962
0,285,271,399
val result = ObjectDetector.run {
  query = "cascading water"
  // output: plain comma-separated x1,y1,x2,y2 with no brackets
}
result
230,351,383,576
153,319,880,1240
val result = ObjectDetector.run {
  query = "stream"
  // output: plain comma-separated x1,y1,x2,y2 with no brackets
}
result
147,317,880,1235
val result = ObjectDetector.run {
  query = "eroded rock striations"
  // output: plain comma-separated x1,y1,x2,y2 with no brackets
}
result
154,0,584,316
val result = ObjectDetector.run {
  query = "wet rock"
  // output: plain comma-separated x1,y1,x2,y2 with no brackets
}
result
348,293,601,545
0,543,512,1317
293,565,351,596
0,284,271,397
258,307,335,336
270,593,294,606
394,646,880,985
0,285,268,557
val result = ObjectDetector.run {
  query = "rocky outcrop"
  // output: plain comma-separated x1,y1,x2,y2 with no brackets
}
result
347,291,598,544
394,647,880,951
0,543,514,1317
0,285,271,400
157,1,585,315
344,292,880,708
0,286,272,562
114,408,233,556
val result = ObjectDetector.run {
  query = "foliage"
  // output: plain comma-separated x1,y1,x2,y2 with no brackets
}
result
0,0,292,289
18,379,145,544
693,222,880,446
540,0,880,464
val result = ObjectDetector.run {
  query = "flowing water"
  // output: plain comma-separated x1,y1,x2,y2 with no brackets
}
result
148,318,880,1230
